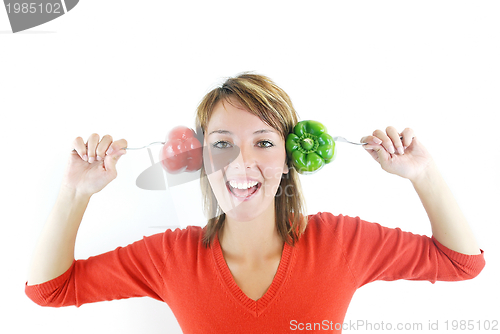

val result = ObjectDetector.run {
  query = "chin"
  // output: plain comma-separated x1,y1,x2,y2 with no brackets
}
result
218,197,274,223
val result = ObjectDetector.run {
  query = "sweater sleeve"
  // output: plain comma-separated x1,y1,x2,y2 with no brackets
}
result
25,231,170,307
324,213,485,288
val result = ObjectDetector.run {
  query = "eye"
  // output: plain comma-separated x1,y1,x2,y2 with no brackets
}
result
258,140,275,148
211,140,232,149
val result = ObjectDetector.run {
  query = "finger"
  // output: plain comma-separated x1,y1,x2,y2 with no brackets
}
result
96,135,113,161
373,129,395,154
86,133,100,163
360,135,383,145
400,127,415,149
386,126,404,155
73,136,88,161
368,143,390,164
363,144,380,161
105,139,128,157
103,139,128,174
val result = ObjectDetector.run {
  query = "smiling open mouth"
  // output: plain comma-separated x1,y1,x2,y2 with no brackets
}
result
226,182,262,199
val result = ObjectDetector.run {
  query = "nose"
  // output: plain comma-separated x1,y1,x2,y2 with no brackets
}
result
203,143,240,175
230,144,256,170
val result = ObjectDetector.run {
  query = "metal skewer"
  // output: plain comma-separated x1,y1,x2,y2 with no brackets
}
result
122,141,166,150
332,136,367,145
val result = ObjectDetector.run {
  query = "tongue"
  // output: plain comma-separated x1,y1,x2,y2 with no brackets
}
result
231,185,258,198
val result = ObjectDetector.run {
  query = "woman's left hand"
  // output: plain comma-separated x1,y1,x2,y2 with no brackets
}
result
360,127,434,182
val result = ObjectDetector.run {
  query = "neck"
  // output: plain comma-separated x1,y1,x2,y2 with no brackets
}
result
218,203,284,264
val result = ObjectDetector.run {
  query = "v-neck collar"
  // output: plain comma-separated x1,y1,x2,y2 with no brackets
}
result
211,231,295,316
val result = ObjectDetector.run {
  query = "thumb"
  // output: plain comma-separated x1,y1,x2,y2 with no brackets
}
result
104,149,126,174
372,144,391,165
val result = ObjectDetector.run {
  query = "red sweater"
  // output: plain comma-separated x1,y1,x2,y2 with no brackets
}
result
25,212,485,333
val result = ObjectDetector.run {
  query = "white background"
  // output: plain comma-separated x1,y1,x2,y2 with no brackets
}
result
1,1,499,333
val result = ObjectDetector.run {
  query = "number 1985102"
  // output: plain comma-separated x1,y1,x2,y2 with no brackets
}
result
6,2,62,14
444,320,498,331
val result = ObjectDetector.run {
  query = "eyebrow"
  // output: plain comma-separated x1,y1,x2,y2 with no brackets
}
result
208,129,278,136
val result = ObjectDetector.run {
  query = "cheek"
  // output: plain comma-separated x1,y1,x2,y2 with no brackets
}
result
261,160,287,196
262,154,287,179
206,170,223,192
206,171,230,208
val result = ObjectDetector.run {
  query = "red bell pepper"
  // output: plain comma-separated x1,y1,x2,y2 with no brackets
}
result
160,126,203,174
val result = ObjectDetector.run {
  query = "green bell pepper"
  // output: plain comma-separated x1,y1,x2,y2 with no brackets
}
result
286,120,336,174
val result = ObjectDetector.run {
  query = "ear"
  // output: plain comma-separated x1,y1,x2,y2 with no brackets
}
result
283,161,289,175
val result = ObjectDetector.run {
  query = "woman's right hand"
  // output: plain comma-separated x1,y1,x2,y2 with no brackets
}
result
62,134,128,197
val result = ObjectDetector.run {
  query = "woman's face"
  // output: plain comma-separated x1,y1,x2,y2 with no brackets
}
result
204,97,289,222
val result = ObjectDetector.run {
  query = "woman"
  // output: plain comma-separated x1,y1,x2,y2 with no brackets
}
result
26,73,485,333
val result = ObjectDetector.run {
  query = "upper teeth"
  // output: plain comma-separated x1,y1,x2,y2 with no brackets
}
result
229,180,258,189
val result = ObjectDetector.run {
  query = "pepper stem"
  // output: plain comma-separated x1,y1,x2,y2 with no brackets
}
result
298,133,319,153
302,138,314,150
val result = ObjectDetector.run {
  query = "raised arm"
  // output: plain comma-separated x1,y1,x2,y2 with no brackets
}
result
410,160,480,255
27,134,127,286
27,186,90,285
361,126,481,255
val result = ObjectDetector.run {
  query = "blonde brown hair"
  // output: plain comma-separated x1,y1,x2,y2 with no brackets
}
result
196,73,308,248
